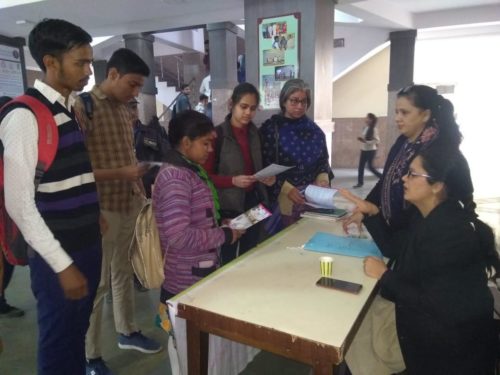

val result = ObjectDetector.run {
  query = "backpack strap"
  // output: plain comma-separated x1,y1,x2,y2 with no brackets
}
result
2,95,59,186
79,92,94,120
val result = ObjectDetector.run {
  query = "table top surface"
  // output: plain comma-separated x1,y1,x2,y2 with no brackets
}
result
174,218,379,349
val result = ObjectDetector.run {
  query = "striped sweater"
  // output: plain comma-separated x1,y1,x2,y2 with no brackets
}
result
152,150,230,294
29,89,101,254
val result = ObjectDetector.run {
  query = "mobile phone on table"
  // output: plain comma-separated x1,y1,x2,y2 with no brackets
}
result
316,277,362,294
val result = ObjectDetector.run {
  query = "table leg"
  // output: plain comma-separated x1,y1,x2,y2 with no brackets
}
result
312,362,334,375
185,319,209,375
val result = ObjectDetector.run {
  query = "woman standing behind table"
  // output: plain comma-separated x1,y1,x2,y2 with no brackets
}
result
203,83,275,264
260,79,333,228
340,143,498,375
152,110,244,302
343,84,474,233
353,113,383,188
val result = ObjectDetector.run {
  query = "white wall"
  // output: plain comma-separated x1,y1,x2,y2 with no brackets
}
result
333,24,390,77
414,33,500,198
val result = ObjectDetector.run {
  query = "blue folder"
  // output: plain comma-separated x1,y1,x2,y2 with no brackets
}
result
304,232,382,258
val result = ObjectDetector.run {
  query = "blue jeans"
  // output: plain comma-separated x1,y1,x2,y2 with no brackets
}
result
30,245,101,375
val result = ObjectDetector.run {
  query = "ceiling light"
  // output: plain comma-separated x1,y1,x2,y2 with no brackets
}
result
335,9,363,24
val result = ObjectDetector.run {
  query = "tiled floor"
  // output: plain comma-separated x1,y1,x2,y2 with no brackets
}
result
0,168,498,375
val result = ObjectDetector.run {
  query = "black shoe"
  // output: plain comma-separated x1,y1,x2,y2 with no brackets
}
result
134,277,149,293
352,184,363,188
0,303,25,318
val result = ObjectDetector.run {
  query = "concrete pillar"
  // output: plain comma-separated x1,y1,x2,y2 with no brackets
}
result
124,33,157,124
244,0,335,158
387,30,417,145
207,22,239,125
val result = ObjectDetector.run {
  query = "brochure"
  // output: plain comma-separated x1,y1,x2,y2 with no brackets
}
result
254,164,294,179
228,203,272,230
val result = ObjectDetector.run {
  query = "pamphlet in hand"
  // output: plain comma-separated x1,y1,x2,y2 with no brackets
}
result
254,164,294,179
303,185,338,209
228,203,272,230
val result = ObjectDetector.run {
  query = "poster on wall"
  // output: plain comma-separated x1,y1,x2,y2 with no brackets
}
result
0,44,24,97
258,13,300,110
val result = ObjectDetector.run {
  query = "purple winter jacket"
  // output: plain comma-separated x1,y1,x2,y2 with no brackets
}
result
153,159,228,295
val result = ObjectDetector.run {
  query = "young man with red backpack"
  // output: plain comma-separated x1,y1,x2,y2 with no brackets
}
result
0,19,102,374
0,95,24,319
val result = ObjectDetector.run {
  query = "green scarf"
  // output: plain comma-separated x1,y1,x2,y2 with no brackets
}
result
182,156,221,221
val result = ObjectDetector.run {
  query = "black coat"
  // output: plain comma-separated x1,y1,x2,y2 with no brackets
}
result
364,200,496,375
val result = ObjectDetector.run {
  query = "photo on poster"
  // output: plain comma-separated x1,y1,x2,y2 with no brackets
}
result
286,33,296,50
274,65,296,81
263,49,285,66
261,22,288,39
262,74,281,108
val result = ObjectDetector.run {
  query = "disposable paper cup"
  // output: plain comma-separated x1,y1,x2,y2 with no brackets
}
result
319,256,334,277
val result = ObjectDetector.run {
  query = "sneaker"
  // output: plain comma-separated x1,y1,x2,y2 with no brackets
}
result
86,358,114,375
352,184,363,188
118,331,162,354
0,303,25,318
134,276,149,292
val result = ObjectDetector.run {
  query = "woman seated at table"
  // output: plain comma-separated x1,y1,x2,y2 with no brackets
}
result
340,142,498,375
260,79,333,229
203,83,275,264
152,110,244,302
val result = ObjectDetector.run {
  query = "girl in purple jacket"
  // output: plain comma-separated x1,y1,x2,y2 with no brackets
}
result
153,110,243,302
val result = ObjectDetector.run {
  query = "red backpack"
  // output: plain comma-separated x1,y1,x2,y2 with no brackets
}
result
0,95,58,265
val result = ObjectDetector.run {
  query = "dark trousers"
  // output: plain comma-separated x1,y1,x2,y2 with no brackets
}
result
357,150,382,185
220,190,264,265
0,252,14,304
29,245,101,375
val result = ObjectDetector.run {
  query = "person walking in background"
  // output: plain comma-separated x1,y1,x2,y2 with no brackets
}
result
353,113,383,188
203,83,275,264
0,19,102,374
260,79,333,229
75,48,161,375
174,83,192,116
195,94,209,114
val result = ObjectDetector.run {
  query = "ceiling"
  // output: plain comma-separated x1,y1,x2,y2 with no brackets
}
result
1,0,499,41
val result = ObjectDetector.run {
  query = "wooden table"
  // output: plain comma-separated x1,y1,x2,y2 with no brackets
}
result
175,218,379,374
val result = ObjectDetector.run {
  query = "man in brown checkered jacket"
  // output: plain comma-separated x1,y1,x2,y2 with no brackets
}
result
75,48,162,375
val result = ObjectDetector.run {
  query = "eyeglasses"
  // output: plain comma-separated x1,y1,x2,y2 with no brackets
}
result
288,98,308,106
406,169,433,180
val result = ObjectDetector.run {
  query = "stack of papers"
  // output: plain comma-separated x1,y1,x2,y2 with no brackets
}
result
301,207,348,221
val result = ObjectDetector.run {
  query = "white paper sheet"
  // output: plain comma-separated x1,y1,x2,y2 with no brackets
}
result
254,163,294,179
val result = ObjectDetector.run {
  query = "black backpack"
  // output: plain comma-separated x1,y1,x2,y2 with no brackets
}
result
135,116,170,198
134,116,170,163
